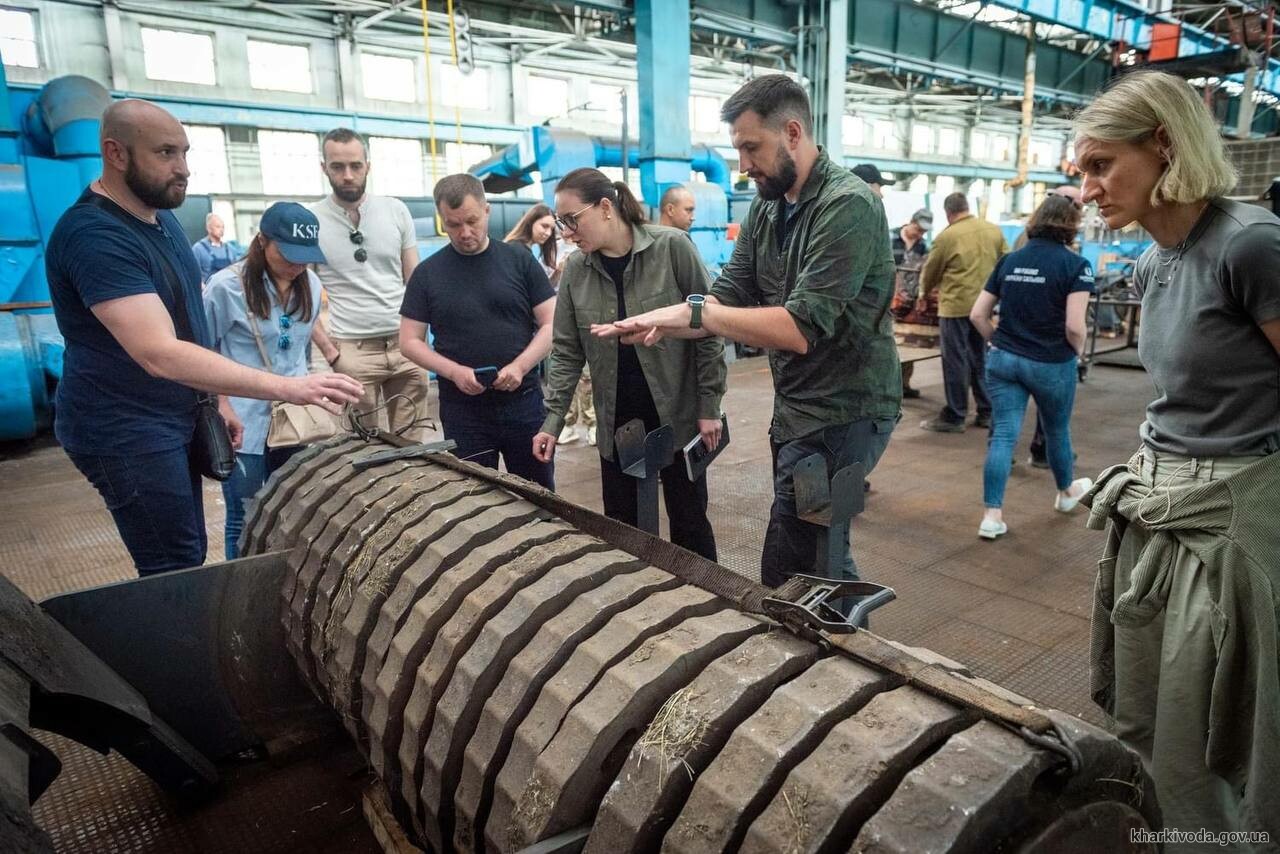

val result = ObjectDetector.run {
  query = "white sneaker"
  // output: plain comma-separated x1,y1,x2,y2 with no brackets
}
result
1054,477,1094,513
586,426,597,446
979,519,1008,540
558,425,579,444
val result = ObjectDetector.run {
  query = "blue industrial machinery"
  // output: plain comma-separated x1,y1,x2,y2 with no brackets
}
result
471,125,735,269
1,66,110,442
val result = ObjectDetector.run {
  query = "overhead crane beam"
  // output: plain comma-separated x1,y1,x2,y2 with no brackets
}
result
983,0,1280,96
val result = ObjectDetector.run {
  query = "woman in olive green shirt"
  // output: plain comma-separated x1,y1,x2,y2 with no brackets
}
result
531,167,727,559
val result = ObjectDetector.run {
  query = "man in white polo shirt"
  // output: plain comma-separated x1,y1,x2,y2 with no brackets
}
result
309,127,427,439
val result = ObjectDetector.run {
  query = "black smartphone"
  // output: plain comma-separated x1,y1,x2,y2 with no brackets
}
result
684,414,730,481
474,366,498,388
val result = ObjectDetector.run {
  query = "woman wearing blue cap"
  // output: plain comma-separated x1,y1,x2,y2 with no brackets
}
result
204,202,341,558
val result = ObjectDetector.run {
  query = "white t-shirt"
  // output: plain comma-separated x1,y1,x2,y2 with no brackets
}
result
308,194,416,338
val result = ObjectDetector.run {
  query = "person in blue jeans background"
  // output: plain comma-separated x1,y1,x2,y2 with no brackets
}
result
204,202,340,558
969,195,1095,539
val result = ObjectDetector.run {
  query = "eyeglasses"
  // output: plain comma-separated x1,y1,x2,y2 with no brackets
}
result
278,313,293,351
349,229,367,263
554,201,597,234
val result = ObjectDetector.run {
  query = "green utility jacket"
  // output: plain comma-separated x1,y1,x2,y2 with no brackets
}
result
710,149,901,442
919,213,1009,318
1085,450,1280,842
542,224,726,461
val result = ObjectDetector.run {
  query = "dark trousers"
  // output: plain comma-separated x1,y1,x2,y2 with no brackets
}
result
440,386,555,490
67,444,207,576
762,417,896,613
938,316,991,423
599,451,717,561
222,444,303,559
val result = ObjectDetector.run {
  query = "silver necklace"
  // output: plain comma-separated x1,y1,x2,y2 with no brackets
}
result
1152,201,1210,288
1152,244,1182,288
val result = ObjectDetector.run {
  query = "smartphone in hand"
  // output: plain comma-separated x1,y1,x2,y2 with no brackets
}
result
474,366,498,388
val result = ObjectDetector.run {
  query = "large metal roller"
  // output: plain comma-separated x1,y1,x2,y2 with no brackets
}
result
243,441,1159,853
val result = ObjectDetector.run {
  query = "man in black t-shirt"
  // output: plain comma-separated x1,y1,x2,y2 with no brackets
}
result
399,174,557,488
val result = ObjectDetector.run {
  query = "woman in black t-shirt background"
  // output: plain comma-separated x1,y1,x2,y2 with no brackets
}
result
969,195,1095,540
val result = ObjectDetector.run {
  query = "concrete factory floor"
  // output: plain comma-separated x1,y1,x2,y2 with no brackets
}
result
0,353,1151,851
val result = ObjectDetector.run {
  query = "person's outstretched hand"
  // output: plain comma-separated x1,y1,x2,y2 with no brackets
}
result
281,372,363,414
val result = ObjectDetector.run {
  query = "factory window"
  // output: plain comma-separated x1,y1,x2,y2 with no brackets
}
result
185,125,231,194
526,75,571,122
247,40,312,94
970,130,988,158
362,52,417,103
369,137,426,197
587,83,637,128
911,124,934,155
439,63,490,110
445,142,491,175
0,9,38,68
1030,138,1056,166
871,119,896,151
841,115,864,147
990,133,1012,162
141,27,216,86
258,130,323,196
938,127,961,156
690,95,721,135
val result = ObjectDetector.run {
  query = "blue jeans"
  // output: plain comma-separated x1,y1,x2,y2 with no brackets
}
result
222,445,304,559
439,386,554,490
938,316,991,423
67,445,207,576
983,347,1079,507
763,417,897,615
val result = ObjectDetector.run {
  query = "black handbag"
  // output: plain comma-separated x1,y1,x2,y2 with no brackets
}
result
85,193,235,481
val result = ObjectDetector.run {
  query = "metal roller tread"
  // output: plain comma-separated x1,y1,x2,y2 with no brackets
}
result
361,516,577,790
503,609,768,848
386,534,616,824
266,443,389,554
288,461,428,636
320,480,501,738
289,473,474,702
314,471,469,691
584,631,821,854
354,498,543,751
409,550,652,850
301,468,445,687
259,445,1159,854
484,585,726,852
241,435,361,555
849,720,1057,854
663,656,894,853
451,569,688,854
284,463,430,686
742,687,973,854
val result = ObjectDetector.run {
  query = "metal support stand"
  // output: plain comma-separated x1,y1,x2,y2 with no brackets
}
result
794,453,864,575
786,453,895,630
613,419,673,536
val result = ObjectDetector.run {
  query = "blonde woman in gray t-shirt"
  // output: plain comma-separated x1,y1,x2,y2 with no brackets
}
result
1074,70,1280,848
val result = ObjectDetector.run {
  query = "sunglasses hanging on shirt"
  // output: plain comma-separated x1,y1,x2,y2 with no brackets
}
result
278,313,293,350
349,229,367,263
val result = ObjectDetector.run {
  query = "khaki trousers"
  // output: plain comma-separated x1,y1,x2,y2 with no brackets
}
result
563,367,596,429
1111,446,1267,852
332,334,430,442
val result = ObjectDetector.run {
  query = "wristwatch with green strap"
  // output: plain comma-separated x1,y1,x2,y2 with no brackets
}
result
686,294,706,330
